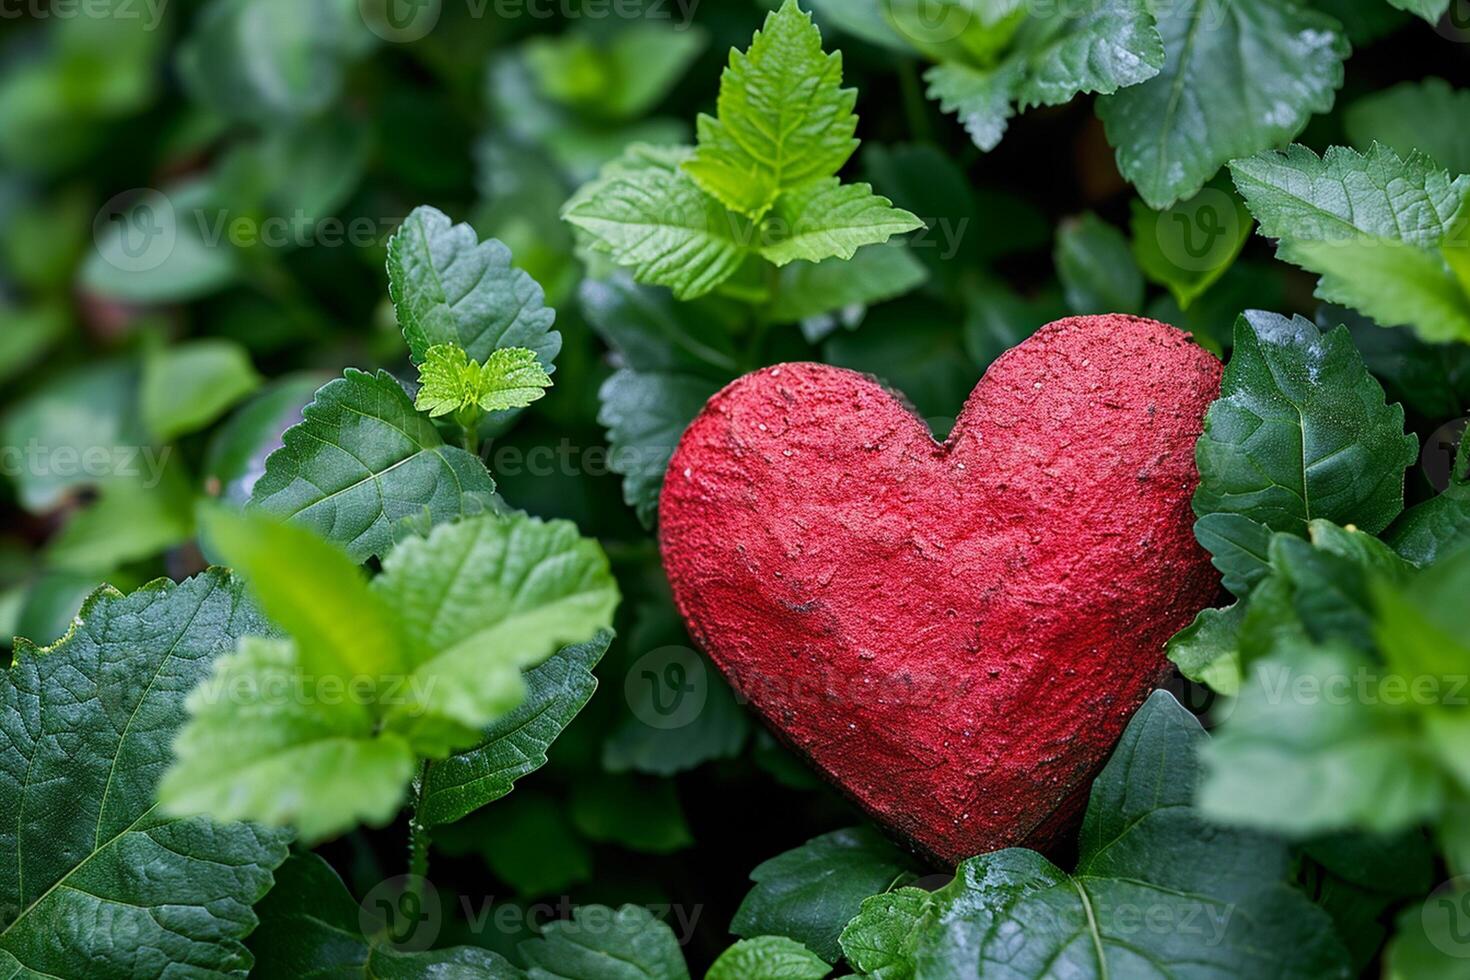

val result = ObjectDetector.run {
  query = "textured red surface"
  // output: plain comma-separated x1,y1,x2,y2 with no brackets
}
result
659,315,1223,865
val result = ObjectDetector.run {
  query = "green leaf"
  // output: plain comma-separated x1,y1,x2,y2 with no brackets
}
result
1346,78,1470,175
925,60,1024,154
1054,212,1144,315
683,0,858,218
387,205,561,370
203,373,325,509
248,852,524,977
250,368,498,562
731,827,920,964
565,146,753,300
839,887,932,980
707,937,830,980
520,904,691,980
1097,0,1348,208
419,633,611,827
569,774,693,854
414,344,553,418
1387,0,1451,23
159,635,419,844
759,179,923,266
201,506,403,682
1194,512,1274,597
0,302,66,383
1194,311,1419,537
370,515,619,757
900,692,1351,978
1200,642,1449,837
1385,897,1470,980
1301,830,1436,974
142,338,262,443
435,790,593,898
1130,188,1254,310
177,0,373,125
1386,426,1470,566
46,456,196,574
0,572,290,977
580,274,741,379
768,242,928,325
1167,601,1245,695
1230,144,1470,344
600,370,724,528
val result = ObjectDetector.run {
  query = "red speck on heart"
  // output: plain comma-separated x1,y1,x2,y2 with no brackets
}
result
659,315,1223,866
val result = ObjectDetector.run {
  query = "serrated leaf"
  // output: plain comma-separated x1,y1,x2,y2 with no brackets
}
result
1194,512,1274,597
1346,78,1470,175
1055,212,1143,315
760,179,923,266
599,370,724,528
1230,144,1470,344
1167,601,1245,695
388,205,560,370
707,937,829,980
248,852,524,977
420,633,610,827
519,904,690,980
905,692,1351,978
414,345,552,418
0,571,290,977
769,241,928,325
731,827,920,964
839,887,931,979
564,149,752,300
1386,426,1470,566
683,0,858,218
1194,311,1419,537
250,368,498,562
1097,0,1348,208
371,516,619,757
924,61,1023,153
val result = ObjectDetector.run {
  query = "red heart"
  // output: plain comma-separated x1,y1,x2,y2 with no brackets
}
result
660,315,1222,865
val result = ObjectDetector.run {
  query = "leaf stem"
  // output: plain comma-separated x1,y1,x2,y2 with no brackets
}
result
406,760,431,902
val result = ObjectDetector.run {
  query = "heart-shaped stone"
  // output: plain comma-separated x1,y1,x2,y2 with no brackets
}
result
659,315,1222,865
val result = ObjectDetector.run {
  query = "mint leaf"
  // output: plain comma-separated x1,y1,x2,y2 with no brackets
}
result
1346,78,1470,174
760,178,922,266
388,205,561,370
769,242,928,326
1055,212,1144,315
414,344,553,418
1097,0,1348,208
0,571,290,977
142,338,261,442
731,827,921,964
1231,144,1470,344
519,904,690,980
250,369,497,562
564,145,752,300
896,692,1350,978
159,634,420,843
707,937,829,980
684,0,858,218
1194,311,1419,537
371,515,619,757
419,633,611,827
924,0,1163,153
248,853,523,977
839,888,931,979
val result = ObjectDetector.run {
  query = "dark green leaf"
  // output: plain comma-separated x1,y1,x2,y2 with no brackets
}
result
520,904,690,980
1055,212,1143,315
